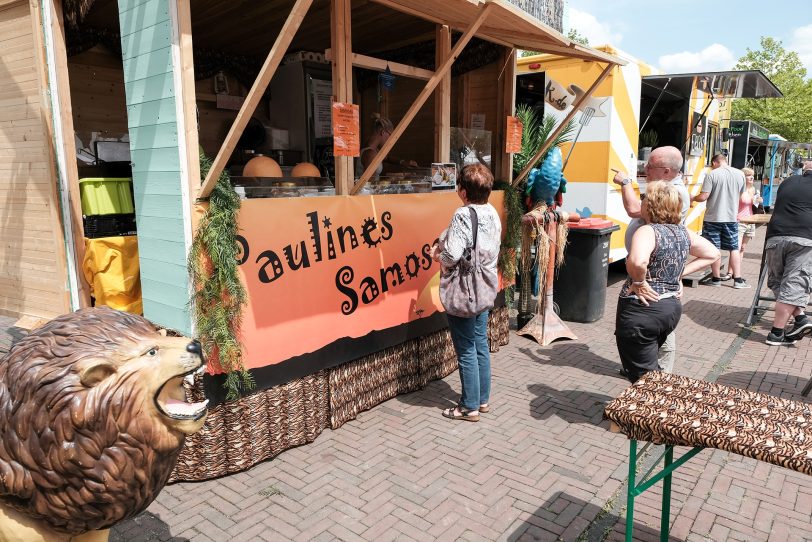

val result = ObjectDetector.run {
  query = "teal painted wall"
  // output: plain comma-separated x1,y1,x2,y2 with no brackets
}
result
118,0,192,334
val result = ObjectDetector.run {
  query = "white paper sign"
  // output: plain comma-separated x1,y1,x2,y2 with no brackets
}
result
312,78,333,139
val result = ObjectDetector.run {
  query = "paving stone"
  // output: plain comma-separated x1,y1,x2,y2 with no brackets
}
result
94,226,812,540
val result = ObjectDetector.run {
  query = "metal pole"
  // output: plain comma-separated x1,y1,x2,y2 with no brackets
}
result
626,440,637,542
660,446,674,542
639,78,671,134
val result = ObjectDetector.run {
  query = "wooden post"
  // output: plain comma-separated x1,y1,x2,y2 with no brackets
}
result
174,0,202,231
496,47,516,182
351,2,494,195
434,24,451,163
46,0,91,309
198,0,313,199
512,62,614,187
331,0,353,195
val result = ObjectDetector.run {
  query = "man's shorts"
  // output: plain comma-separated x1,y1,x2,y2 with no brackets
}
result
702,221,739,251
737,222,756,245
766,236,812,307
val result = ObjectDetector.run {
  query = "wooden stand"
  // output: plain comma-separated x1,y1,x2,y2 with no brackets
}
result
517,208,578,346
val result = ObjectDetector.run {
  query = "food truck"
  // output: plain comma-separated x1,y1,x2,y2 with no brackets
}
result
517,47,782,262
0,0,624,479
728,120,812,207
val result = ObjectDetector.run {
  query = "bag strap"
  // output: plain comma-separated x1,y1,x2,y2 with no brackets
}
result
467,206,478,249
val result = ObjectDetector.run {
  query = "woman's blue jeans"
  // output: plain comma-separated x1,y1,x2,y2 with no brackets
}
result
446,311,491,411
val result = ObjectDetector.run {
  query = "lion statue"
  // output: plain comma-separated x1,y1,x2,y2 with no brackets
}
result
0,307,208,542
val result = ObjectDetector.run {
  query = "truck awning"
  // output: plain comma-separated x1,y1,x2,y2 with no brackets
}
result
643,70,783,99
371,0,626,65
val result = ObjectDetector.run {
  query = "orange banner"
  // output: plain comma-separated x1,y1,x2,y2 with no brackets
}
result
234,192,505,370
506,116,523,154
332,102,360,157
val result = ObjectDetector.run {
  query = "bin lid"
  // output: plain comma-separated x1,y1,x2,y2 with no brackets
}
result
568,218,620,235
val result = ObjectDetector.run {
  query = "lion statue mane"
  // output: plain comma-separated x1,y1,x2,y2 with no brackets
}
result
0,307,208,540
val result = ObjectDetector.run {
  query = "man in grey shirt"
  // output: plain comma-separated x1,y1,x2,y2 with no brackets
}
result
612,145,690,372
692,154,748,288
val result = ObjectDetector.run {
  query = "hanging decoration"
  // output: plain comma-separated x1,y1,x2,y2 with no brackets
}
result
378,65,396,91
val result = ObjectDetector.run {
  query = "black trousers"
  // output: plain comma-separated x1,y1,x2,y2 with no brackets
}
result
615,296,682,383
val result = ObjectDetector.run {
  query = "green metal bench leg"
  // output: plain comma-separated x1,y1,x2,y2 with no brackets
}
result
626,440,637,542
625,441,702,541
661,446,674,542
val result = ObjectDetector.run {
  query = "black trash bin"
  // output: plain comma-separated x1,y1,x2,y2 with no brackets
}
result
554,218,620,323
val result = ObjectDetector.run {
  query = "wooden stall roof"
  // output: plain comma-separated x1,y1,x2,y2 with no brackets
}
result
371,0,626,65
75,0,624,65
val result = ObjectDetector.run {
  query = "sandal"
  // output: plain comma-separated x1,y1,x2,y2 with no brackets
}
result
719,273,733,281
479,404,490,413
442,405,479,422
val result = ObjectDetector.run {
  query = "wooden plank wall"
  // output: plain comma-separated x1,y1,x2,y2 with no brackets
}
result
0,0,70,318
118,0,192,333
68,46,129,149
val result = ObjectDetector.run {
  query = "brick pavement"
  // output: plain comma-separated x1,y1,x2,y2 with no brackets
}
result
15,225,812,541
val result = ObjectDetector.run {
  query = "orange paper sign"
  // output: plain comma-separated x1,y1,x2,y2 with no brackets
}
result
506,116,523,154
332,102,360,157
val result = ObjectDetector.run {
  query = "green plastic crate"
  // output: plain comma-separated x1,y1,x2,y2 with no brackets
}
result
79,178,134,216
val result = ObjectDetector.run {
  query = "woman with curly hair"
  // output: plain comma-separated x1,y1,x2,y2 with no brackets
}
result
615,181,719,382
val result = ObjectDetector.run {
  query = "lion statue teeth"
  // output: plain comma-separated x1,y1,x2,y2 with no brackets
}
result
0,307,208,541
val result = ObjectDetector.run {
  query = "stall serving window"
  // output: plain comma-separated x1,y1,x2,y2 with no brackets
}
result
705,122,719,165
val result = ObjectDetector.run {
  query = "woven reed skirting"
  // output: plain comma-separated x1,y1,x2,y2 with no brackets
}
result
170,307,509,481
330,306,510,429
170,370,330,482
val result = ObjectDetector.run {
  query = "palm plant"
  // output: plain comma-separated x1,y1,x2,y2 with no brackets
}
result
512,104,576,179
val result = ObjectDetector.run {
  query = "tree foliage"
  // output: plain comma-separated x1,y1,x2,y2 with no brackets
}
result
566,28,589,46
731,37,812,142
520,29,589,57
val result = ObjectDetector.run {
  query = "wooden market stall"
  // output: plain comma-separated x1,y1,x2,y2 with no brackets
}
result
0,0,76,319
5,0,624,479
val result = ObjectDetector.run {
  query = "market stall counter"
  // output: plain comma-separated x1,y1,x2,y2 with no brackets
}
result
173,188,511,481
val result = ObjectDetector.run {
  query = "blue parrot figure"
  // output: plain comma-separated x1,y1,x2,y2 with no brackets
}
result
526,146,568,207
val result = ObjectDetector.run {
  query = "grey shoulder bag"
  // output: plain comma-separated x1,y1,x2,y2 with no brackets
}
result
439,206,498,318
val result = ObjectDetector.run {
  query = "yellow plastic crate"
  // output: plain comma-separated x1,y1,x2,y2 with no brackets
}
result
79,178,134,216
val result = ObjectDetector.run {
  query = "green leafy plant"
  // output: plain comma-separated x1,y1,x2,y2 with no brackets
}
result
494,180,522,305
639,129,658,149
512,104,576,178
189,150,253,401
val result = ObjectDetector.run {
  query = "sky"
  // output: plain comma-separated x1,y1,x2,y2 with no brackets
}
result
564,0,812,75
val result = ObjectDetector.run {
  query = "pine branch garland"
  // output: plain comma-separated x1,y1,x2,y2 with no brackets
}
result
189,150,253,402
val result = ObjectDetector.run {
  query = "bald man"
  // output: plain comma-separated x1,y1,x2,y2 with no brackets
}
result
612,145,690,373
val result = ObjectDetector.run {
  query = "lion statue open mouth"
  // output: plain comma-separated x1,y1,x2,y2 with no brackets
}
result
0,307,208,540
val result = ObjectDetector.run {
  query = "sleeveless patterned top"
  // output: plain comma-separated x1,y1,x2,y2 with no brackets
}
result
620,223,690,298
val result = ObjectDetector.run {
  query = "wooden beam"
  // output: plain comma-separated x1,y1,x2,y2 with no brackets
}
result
369,0,445,25
512,62,614,187
198,0,313,199
330,0,353,195
434,24,451,163
351,2,494,195
325,49,434,81
46,0,90,309
175,0,202,232
497,46,516,181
